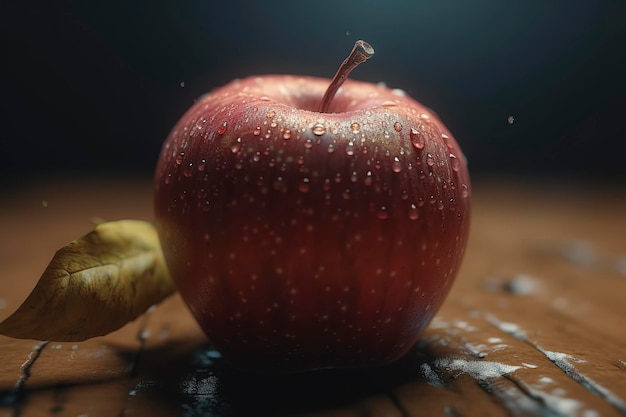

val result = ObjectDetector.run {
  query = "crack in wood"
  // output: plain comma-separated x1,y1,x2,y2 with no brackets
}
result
487,314,626,415
1,340,49,417
387,389,411,417
125,308,154,377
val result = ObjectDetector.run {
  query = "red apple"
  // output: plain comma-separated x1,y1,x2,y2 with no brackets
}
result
154,41,470,371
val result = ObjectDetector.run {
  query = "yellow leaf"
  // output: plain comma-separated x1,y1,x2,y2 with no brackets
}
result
0,220,175,341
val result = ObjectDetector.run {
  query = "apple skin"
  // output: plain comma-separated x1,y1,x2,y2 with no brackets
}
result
154,75,471,372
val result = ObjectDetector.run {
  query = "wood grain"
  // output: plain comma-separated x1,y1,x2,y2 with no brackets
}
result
1,178,625,417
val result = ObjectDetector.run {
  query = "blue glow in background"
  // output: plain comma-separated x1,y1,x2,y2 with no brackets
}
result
1,1,624,187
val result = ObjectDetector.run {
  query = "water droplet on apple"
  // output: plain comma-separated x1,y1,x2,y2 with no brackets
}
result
217,122,228,135
231,138,242,154
377,207,389,220
260,96,271,101
253,152,261,162
312,124,326,136
350,171,358,182
426,154,435,167
410,128,425,150
282,129,292,140
164,174,171,185
450,153,460,172
382,100,397,107
198,159,206,171
345,141,355,156
351,122,360,133
266,110,276,118
363,171,373,186
392,157,402,173
175,152,184,165
304,138,313,149
409,204,419,220
461,184,469,198
441,133,454,149
253,127,261,136
299,178,311,193
183,163,193,177
327,144,335,153
393,122,402,132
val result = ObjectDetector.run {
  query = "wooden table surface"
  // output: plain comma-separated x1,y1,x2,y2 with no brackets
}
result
1,178,625,417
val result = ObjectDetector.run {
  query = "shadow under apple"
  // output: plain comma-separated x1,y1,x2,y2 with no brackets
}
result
118,341,438,417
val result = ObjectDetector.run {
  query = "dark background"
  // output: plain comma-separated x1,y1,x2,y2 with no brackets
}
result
1,0,625,190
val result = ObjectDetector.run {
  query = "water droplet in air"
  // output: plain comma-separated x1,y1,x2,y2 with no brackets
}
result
345,141,355,156
508,115,515,124
351,122,360,133
253,127,261,136
217,122,228,135
392,157,402,173
393,122,402,132
282,129,292,140
450,153,460,172
410,128,425,150
409,204,419,220
377,207,389,220
312,124,326,136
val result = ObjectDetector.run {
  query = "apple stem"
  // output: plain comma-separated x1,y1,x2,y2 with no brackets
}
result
318,40,375,113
